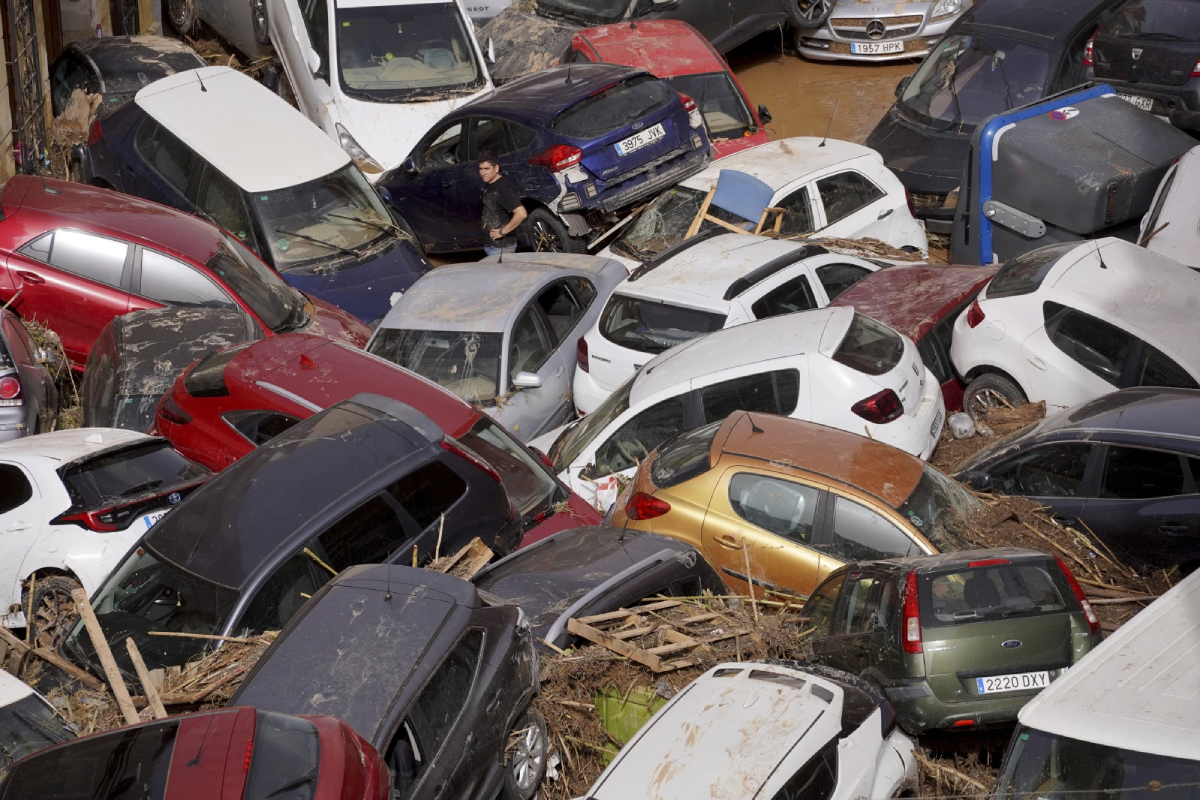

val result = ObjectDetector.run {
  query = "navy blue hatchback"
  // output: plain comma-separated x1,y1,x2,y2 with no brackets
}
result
379,63,711,254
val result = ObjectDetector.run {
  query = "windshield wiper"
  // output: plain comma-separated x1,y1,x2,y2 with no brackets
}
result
264,771,319,798
274,227,359,259
121,479,163,497
324,211,404,238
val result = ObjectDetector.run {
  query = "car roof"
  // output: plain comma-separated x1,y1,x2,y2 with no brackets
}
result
679,137,881,193
831,264,997,342
713,411,923,509
589,662,844,800
860,546,1050,572
1017,567,1200,761
0,670,35,706
230,564,477,742
72,34,205,73
459,62,646,125
1033,387,1200,441
573,20,726,77
0,427,150,463
630,307,853,405
958,0,1117,41
134,67,350,193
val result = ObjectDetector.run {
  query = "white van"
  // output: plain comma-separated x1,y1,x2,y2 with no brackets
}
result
992,569,1200,797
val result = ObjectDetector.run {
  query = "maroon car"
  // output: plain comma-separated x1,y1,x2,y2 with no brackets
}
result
832,263,998,412
0,707,388,800
0,176,369,369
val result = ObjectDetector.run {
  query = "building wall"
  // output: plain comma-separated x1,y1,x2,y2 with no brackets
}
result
0,31,13,184
60,0,110,46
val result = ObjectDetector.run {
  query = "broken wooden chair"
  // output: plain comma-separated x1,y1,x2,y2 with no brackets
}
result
684,169,785,239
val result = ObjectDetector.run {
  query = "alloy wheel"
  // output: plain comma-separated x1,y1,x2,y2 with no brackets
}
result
507,712,548,795
795,0,832,23
531,220,564,252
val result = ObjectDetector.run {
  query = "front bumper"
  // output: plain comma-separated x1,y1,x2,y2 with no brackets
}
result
797,11,957,62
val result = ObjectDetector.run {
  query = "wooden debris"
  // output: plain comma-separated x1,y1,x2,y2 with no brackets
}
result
71,589,138,725
566,604,751,673
427,537,494,579
126,639,167,720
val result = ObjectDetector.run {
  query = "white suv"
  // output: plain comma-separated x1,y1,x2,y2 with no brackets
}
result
575,231,884,414
951,238,1200,417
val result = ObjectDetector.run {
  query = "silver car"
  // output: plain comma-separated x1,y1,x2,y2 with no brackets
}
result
0,310,58,442
368,253,628,442
795,0,971,62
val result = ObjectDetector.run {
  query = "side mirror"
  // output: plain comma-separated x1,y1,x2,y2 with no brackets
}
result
895,76,910,97
486,37,496,65
512,371,542,389
757,104,772,125
307,48,323,77
960,471,993,492
35,347,57,366
403,156,418,175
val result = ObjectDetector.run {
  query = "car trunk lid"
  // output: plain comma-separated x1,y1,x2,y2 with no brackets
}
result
1095,35,1199,86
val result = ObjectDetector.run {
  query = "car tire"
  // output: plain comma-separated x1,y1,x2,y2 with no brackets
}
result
166,0,197,36
500,707,549,800
390,211,425,254
963,373,1028,421
787,0,834,29
24,575,81,652
251,0,270,45
527,209,586,254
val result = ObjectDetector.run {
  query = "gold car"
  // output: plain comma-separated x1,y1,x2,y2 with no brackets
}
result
610,411,976,599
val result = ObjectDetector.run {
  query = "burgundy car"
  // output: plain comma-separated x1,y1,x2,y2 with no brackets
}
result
0,176,369,369
831,263,997,412
154,333,602,544
0,707,388,800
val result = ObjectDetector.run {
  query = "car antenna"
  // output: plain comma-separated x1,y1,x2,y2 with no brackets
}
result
565,64,573,86
818,98,839,147
36,174,58,194
196,70,208,92
384,568,393,602
186,714,217,766
747,412,764,434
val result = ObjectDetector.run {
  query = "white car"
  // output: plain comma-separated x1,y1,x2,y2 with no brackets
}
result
950,237,1200,417
583,661,917,800
0,429,208,642
1140,144,1200,270
463,0,509,23
531,307,945,508
0,670,73,764
268,0,493,178
597,137,927,271
576,231,884,414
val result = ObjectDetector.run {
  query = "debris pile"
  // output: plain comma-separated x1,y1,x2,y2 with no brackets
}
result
20,317,80,429
46,89,101,181
931,401,1048,474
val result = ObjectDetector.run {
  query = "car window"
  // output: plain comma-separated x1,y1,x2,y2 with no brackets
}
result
238,553,326,634
729,473,820,545
570,276,597,308
874,575,900,629
751,274,817,319
509,305,556,380
1100,446,1186,499
701,372,778,424
469,117,516,158
315,492,410,571
825,496,921,562
537,279,587,345
42,229,128,288
135,119,202,197
771,739,837,800
301,0,329,72
3,318,34,366
1044,302,1136,386
777,186,815,236
386,461,467,530
816,172,884,226
803,574,845,634
832,572,879,636
599,294,727,355
593,395,686,476
508,122,537,151
923,562,1069,627
139,249,236,309
989,443,1092,497
226,411,302,446
549,74,672,139
196,166,260,251
51,54,91,113
815,263,871,301
0,464,33,514
1135,343,1198,389
421,122,465,170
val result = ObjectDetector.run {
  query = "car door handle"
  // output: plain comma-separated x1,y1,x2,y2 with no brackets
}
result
1027,356,1047,371
555,366,564,378
877,208,894,220
714,534,741,550
1158,522,1190,535
15,271,43,285
5,522,30,532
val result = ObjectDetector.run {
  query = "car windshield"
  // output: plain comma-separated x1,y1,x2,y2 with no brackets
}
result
550,375,633,468
666,72,754,139
0,695,73,767
249,164,394,268
600,294,727,355
610,186,749,262
458,416,561,520
1105,0,1200,40
920,560,1070,626
368,328,503,405
60,440,207,511
243,712,321,800
895,464,978,551
210,235,307,332
550,75,672,139
899,33,1051,130
997,726,1200,799
537,0,627,25
335,1,483,101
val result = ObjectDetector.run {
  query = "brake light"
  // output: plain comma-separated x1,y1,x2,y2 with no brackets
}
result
902,570,922,654
441,438,502,483
679,93,703,129
158,394,192,425
954,719,975,727
905,188,917,218
244,739,254,771
625,492,670,520
86,119,103,148
0,375,21,407
965,300,985,328
529,144,583,172
1193,57,1200,77
55,509,119,533
968,558,1009,568
851,388,903,424
1054,556,1100,636
679,93,696,112
1083,34,1094,67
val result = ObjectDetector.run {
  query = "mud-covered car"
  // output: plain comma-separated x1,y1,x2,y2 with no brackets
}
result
0,671,74,767
796,0,971,63
230,564,547,800
0,308,57,442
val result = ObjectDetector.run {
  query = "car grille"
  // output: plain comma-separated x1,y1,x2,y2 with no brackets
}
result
830,14,924,40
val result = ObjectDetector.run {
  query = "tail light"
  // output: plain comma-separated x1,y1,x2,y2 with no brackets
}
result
576,337,589,373
968,558,1009,568
158,394,193,425
1193,58,1200,78
625,492,670,520
965,300,985,328
851,388,903,424
1083,34,1094,67
0,375,22,407
902,570,922,654
54,509,118,532
679,93,697,112
529,446,556,471
529,144,583,172
86,119,103,148
905,188,917,218
1055,556,1101,636
679,93,703,129
441,438,502,484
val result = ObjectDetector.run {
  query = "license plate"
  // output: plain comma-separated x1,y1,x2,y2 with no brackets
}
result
851,40,905,55
615,123,665,156
1119,93,1154,111
931,409,944,439
141,509,169,530
976,670,1050,695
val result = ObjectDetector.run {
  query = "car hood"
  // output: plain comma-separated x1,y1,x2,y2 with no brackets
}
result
864,107,969,195
283,240,433,326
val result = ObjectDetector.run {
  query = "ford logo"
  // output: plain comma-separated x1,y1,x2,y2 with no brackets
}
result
168,492,182,505
1001,639,1022,649
632,121,644,131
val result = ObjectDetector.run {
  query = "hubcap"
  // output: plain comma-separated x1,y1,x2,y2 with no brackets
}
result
509,716,547,793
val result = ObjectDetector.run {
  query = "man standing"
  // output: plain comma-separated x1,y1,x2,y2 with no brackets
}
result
479,152,527,256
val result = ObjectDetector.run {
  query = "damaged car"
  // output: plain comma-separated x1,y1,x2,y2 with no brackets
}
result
0,671,74,766
0,307,57,442
796,0,972,63
378,63,710,254
230,564,547,800
1140,143,1200,270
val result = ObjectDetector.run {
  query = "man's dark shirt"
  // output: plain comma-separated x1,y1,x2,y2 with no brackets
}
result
482,174,523,247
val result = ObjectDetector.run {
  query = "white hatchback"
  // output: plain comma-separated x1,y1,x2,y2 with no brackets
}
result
950,237,1200,417
531,307,944,509
575,231,884,414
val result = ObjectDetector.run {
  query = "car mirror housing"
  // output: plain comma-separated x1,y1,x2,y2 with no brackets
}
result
652,0,679,7
403,156,419,175
895,76,911,97
757,104,772,125
512,371,542,389
960,470,993,492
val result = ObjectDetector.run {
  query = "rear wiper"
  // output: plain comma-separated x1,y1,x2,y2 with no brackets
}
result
121,479,163,497
274,227,359,259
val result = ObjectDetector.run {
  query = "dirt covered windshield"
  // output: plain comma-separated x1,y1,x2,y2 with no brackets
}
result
369,329,503,405
335,1,483,100
896,464,979,552
611,186,752,262
536,0,628,25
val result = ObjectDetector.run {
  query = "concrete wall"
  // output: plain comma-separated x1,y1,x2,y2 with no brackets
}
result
60,0,110,45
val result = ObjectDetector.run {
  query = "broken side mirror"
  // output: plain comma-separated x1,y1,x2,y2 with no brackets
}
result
486,37,496,65
512,371,542,389
757,104,772,125
895,76,910,97
960,471,992,492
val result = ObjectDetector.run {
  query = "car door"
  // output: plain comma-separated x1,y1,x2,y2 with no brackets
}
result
502,300,568,441
982,442,1097,525
0,463,41,627
810,258,875,304
813,169,894,242
814,493,925,568
128,118,204,213
6,230,133,364
269,0,332,124
1022,302,1136,412
129,247,242,315
192,164,266,260
574,393,690,505
457,117,540,248
817,569,882,675
740,269,821,322
771,182,819,239
391,121,471,248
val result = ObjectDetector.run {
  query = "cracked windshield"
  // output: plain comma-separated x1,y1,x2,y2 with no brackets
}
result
369,328,503,404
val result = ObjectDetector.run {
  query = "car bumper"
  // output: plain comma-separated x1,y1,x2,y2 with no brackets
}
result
1094,78,1200,131
885,670,1066,735
572,366,623,416
585,143,711,215
797,13,956,62
0,407,28,442
868,367,944,459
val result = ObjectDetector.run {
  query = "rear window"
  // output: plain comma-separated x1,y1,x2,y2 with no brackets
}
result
986,242,1080,299
458,417,558,517
60,440,207,510
600,294,726,355
918,560,1074,628
1104,0,1200,40
243,712,321,800
184,343,253,398
549,75,673,139
650,421,720,489
832,313,904,377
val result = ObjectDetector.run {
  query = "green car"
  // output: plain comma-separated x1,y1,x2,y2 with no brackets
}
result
800,547,1103,735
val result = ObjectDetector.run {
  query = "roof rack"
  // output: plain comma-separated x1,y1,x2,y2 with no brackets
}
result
627,227,730,282
722,244,828,301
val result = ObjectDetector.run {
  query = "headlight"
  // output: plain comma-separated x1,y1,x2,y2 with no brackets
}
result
932,0,967,19
336,123,383,174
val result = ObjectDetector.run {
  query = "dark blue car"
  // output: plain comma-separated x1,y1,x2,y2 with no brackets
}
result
379,63,712,254
72,66,432,325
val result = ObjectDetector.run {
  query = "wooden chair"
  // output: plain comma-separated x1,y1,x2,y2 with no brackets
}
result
684,169,786,239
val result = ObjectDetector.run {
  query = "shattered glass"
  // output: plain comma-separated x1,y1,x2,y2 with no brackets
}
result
369,329,504,404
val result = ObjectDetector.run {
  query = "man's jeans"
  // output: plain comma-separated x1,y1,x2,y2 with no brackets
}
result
484,242,517,257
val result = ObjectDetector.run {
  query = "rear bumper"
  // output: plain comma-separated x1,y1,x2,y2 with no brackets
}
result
868,367,944,459
591,144,711,214
0,407,28,442
1092,78,1200,130
572,365,623,416
886,678,1046,734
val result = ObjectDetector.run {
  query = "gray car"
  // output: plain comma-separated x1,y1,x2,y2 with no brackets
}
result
368,253,628,442
0,310,57,442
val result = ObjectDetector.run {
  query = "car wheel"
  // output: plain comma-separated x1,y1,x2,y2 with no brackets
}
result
500,707,548,800
963,373,1028,421
251,0,270,44
390,211,424,254
788,0,834,29
24,575,81,652
166,0,197,35
276,70,299,110
527,209,586,254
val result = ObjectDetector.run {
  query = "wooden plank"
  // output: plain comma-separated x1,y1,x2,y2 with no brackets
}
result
32,646,103,690
684,186,716,239
611,625,655,641
675,612,722,626
646,629,749,658
0,626,30,655
126,639,167,720
578,600,680,625
566,618,662,671
72,589,139,725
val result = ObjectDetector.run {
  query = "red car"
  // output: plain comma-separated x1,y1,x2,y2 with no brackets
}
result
0,176,369,369
831,263,998,412
565,20,772,158
155,333,601,543
0,707,388,800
